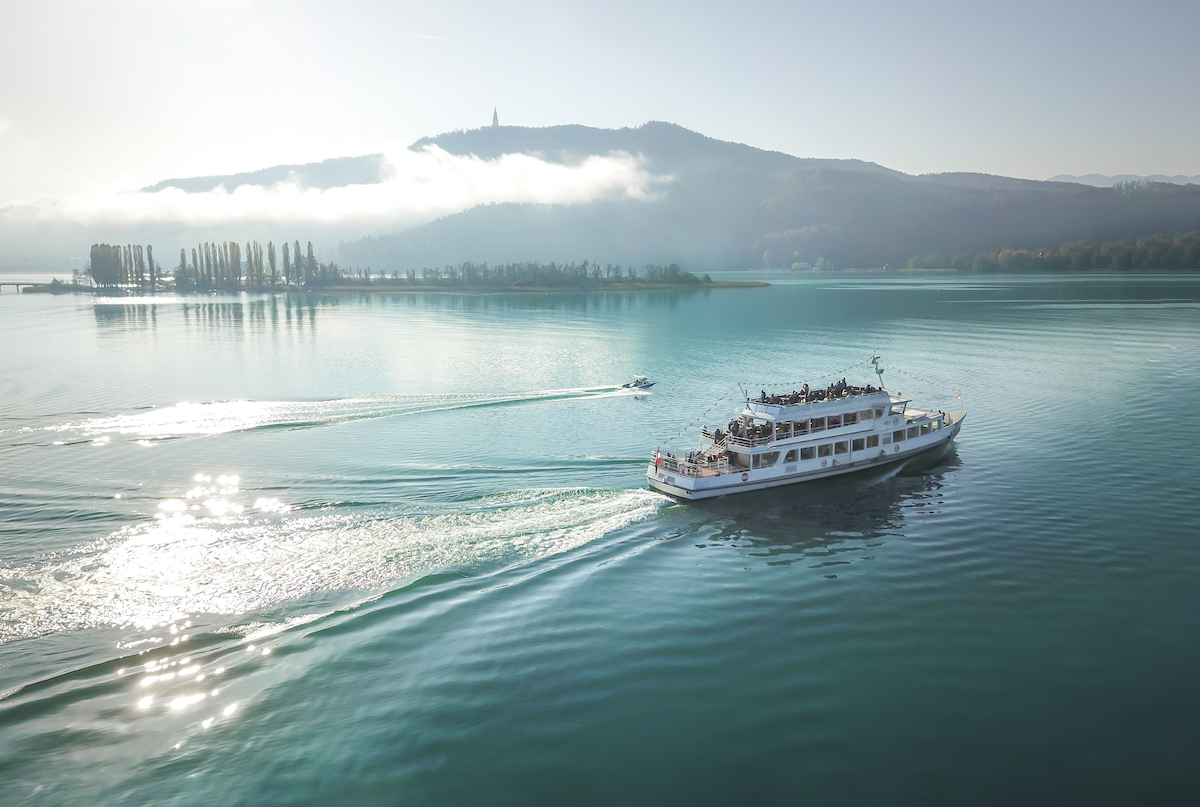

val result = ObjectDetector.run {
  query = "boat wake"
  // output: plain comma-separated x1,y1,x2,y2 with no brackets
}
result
0,484,666,645
28,385,643,442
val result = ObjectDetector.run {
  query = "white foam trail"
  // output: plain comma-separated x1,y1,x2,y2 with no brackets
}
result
0,487,666,644
36,387,635,440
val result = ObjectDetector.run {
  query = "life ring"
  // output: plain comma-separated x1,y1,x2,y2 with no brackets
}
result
894,445,899,452
821,459,827,467
893,417,898,425
741,472,749,482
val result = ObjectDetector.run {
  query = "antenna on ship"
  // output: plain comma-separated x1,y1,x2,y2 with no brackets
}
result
870,353,885,389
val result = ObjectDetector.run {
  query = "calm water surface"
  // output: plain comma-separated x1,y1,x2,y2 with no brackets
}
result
2,275,1199,805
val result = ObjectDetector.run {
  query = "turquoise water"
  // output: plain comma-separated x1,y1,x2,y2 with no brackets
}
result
2,275,1199,805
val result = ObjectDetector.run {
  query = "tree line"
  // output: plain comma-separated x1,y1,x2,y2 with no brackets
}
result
89,244,159,288
396,261,705,288
173,239,348,290
89,241,706,291
906,231,1200,272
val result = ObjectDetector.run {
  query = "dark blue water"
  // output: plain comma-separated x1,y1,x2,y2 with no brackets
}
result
2,275,1199,805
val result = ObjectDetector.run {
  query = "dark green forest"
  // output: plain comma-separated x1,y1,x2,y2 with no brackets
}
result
906,231,1200,272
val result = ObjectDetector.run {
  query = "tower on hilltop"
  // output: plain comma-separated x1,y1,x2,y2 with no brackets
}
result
491,107,499,128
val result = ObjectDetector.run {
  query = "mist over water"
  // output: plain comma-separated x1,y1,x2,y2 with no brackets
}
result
2,276,1200,805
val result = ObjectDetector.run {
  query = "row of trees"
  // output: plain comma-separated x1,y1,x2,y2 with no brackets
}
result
906,232,1200,272
396,261,704,288
89,244,159,288
90,241,705,291
174,240,338,290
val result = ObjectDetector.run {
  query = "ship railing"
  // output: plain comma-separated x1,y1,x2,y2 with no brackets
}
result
655,454,731,478
723,433,773,448
676,459,731,478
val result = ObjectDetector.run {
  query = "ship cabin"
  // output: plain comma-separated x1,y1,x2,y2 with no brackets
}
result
670,389,949,478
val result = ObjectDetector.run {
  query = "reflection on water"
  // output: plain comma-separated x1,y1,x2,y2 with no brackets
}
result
695,447,961,571
93,294,331,333
89,288,719,334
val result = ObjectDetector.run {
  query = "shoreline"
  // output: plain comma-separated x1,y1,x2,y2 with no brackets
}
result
16,280,770,296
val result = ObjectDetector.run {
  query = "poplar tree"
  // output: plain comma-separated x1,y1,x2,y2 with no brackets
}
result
282,241,291,284
305,242,315,285
268,241,277,285
89,244,123,287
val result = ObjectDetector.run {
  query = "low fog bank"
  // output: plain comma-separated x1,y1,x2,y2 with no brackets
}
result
0,144,659,274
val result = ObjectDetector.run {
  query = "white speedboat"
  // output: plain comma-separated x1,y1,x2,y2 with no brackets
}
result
622,376,656,389
647,365,963,500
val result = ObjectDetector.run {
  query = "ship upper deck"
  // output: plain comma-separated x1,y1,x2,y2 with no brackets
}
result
744,388,901,422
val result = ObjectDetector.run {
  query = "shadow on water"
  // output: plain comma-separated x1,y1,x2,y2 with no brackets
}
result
687,447,962,570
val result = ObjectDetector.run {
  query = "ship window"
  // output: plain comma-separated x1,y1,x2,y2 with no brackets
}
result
800,447,816,460
921,423,931,435
834,441,848,454
907,426,919,439
893,430,905,442
860,409,875,421
932,421,940,431
811,417,826,432
890,404,906,415
818,444,832,457
827,415,842,428
794,420,809,435
727,451,750,469
874,407,885,418
851,438,865,451
753,451,780,469
882,434,892,444
844,412,857,425
866,434,880,448
784,449,798,462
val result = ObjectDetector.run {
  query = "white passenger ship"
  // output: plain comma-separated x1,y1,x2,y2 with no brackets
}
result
647,363,964,500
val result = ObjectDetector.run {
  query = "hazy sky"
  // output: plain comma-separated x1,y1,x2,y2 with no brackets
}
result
2,0,1198,206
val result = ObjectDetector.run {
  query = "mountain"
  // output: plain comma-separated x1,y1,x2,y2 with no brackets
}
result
141,154,390,193
6,121,1200,274
339,122,1200,271
1048,173,1200,188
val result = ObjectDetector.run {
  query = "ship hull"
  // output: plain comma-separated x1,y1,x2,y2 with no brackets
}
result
648,413,963,500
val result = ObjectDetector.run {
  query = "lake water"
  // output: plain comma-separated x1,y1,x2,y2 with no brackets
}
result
2,274,1199,805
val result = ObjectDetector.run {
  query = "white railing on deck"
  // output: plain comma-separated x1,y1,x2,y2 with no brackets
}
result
656,454,731,478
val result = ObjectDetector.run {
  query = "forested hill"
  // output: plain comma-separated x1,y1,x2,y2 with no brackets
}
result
143,154,389,194
342,122,1200,271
